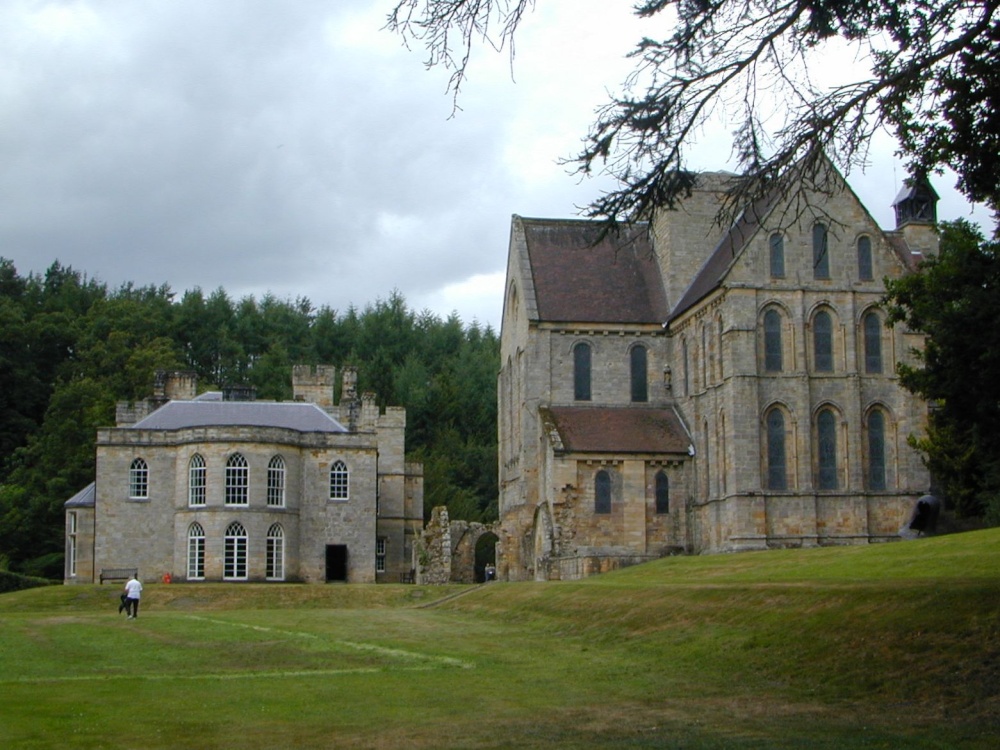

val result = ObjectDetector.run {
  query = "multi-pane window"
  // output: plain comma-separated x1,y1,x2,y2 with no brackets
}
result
813,311,833,372
766,408,787,490
330,460,349,501
763,309,783,372
67,512,77,577
267,455,286,507
187,523,205,580
129,458,149,499
224,521,248,580
574,342,592,401
266,524,284,580
595,470,611,514
817,408,838,490
857,236,873,280
655,470,670,514
375,537,387,573
630,345,648,402
188,454,206,506
813,223,830,279
769,233,785,278
225,453,249,505
864,312,883,373
868,410,887,491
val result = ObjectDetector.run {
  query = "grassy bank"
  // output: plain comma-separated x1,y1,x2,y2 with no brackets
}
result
1,530,997,749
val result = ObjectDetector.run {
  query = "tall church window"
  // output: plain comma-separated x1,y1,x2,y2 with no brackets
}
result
764,309,783,372
813,223,830,279
817,408,838,490
682,337,690,396
330,460,349,500
188,454,206,506
225,453,249,505
266,524,285,580
813,310,833,372
129,458,148,499
267,455,286,507
766,408,787,490
573,342,592,401
655,470,670,514
867,409,887,491
864,312,883,373
769,233,785,277
594,470,611,514
630,345,648,402
188,523,205,580
857,235,873,280
224,521,248,580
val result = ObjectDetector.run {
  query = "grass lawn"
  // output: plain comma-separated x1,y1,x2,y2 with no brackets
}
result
1,529,998,749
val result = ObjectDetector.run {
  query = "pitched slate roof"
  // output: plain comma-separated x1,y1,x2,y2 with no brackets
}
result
520,218,669,324
132,400,348,433
65,481,96,508
542,406,691,455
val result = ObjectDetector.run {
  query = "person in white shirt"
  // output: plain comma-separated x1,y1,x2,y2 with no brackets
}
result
123,575,143,619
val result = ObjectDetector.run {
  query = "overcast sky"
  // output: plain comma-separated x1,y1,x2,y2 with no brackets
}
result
1,1,989,330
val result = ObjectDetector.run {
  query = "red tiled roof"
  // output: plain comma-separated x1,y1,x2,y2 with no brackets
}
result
520,218,669,323
542,406,690,455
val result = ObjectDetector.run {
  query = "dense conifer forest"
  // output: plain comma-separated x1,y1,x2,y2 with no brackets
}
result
0,258,499,578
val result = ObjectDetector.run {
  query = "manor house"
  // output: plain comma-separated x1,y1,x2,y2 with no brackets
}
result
65,366,423,584
497,162,936,581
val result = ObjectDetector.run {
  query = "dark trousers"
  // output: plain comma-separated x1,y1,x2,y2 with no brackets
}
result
126,597,139,617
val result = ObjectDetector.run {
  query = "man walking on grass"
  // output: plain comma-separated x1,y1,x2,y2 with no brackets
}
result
123,574,143,619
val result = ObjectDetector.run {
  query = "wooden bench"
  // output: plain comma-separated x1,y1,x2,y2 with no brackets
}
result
399,570,415,584
100,568,138,584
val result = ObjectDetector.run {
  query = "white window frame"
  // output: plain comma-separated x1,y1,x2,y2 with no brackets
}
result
266,524,284,581
267,455,286,507
188,523,205,580
225,453,249,506
376,537,386,573
329,460,349,501
189,454,206,506
224,521,248,580
129,457,149,499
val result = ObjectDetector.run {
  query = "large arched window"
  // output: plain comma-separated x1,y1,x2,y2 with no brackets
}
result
857,235,873,280
330,460,349,500
763,309,783,372
813,310,833,372
594,470,611,514
769,232,785,278
864,312,883,373
187,523,205,580
630,345,648,402
813,223,830,279
267,455,285,507
867,409,887,491
817,408,838,490
129,458,149,499
225,453,249,505
266,523,284,580
655,470,670,514
574,342,592,401
188,454,206,506
765,408,787,490
224,521,248,580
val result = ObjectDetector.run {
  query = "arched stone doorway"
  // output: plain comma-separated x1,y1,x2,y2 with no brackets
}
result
474,532,499,583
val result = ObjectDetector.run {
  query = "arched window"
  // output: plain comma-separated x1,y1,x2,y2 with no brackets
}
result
225,453,249,505
187,523,205,580
817,408,838,490
655,470,670,514
682,337,690,396
630,345,648,402
763,309,783,372
129,458,149,499
330,460,349,500
267,455,285,507
188,454,206,506
574,342,592,401
224,521,248,580
813,310,833,372
766,408,787,490
813,223,830,279
769,233,785,278
266,524,284,580
867,410,887,491
594,470,611,514
857,236,873,280
864,312,883,373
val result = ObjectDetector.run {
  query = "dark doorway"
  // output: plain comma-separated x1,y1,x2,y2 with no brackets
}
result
325,545,348,582
474,533,499,583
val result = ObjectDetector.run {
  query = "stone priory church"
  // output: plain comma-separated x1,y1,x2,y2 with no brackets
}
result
497,161,936,581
